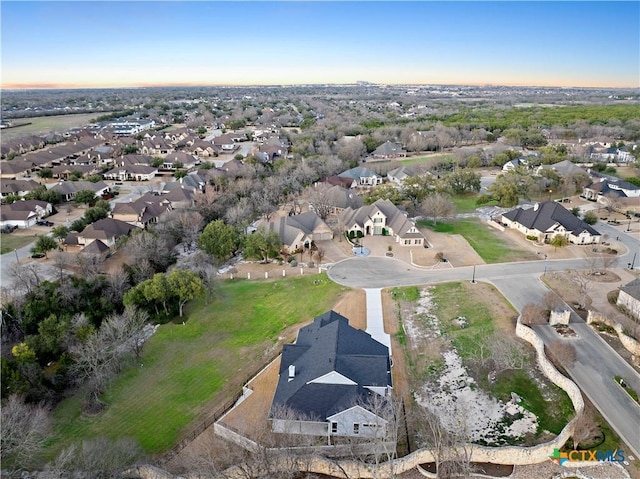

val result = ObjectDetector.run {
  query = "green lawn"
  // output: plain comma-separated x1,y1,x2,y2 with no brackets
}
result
451,194,498,214
1,233,38,254
0,113,98,143
399,153,455,167
418,218,537,263
429,282,572,436
429,282,496,357
45,274,348,458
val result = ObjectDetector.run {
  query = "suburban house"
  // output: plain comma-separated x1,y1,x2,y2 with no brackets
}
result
338,166,383,186
502,157,530,172
340,199,427,247
77,218,139,247
534,159,584,177
371,141,406,159
162,152,199,170
617,279,640,322
111,196,170,228
386,166,416,185
0,200,53,229
258,211,333,253
582,177,640,203
309,185,363,216
212,133,239,152
325,175,358,189
103,164,158,182
270,310,392,439
0,179,41,200
51,180,110,202
501,201,601,245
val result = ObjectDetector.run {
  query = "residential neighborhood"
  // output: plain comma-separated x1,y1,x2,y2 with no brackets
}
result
1,82,639,479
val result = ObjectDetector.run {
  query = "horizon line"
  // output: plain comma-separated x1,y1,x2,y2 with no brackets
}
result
3,81,639,91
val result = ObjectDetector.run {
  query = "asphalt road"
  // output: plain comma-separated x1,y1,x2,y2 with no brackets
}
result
326,221,640,457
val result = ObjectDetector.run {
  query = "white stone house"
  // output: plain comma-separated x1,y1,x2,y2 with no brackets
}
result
617,279,640,322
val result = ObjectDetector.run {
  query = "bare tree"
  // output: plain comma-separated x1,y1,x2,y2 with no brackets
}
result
1,395,51,471
421,193,456,225
546,341,577,369
602,192,621,215
414,406,472,479
570,270,591,309
51,250,72,283
571,403,599,450
125,230,173,273
314,247,326,265
69,307,149,412
50,436,143,477
542,291,564,313
490,334,527,373
104,267,130,304
520,303,548,326
308,183,335,219
8,262,43,295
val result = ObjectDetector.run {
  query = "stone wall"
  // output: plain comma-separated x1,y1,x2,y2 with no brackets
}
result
587,310,640,356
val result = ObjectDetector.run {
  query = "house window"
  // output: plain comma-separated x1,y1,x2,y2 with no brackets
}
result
404,240,410,245
415,239,421,244
353,423,360,434
331,422,338,434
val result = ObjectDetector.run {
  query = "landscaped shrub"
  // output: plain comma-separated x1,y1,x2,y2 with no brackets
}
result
356,231,364,238
607,290,619,304
348,231,355,240
526,235,538,241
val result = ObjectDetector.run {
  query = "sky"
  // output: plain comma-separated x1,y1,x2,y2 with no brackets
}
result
1,1,639,89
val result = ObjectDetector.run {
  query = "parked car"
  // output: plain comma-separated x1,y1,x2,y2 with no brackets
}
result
1,225,18,234
36,220,54,227
31,252,45,259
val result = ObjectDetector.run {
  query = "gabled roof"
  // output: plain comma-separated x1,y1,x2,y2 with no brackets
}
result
620,278,640,301
3,199,50,212
338,166,378,180
82,239,110,254
260,211,330,245
80,218,139,240
502,201,600,237
537,160,583,176
339,198,423,239
387,166,415,181
51,180,108,195
271,311,391,419
372,141,404,156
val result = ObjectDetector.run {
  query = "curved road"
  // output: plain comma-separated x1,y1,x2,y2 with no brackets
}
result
327,222,640,458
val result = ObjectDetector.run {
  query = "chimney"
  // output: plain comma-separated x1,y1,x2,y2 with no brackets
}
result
533,203,539,211
288,365,295,381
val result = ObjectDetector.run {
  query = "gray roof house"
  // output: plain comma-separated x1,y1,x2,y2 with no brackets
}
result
77,218,139,247
270,311,392,439
338,166,383,186
371,141,406,159
386,166,416,185
501,201,600,245
258,211,333,253
535,160,584,177
1,200,52,229
50,180,110,202
617,279,640,322
339,199,427,247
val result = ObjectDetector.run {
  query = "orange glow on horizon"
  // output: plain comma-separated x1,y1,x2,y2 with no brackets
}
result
2,78,638,90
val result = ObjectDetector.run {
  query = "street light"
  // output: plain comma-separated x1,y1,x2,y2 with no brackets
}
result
14,248,19,264
631,252,637,270
627,216,632,232
471,264,476,284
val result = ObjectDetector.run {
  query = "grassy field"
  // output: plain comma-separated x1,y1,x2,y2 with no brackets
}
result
1,113,97,143
45,274,348,458
428,282,572,436
451,194,498,214
398,153,455,167
1,233,38,254
417,218,537,263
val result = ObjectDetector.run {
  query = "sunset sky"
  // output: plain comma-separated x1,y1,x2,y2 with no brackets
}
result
1,1,639,89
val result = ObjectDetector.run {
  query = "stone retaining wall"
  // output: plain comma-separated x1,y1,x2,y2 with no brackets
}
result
587,310,640,356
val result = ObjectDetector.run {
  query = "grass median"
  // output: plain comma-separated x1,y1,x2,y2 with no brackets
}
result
45,273,348,458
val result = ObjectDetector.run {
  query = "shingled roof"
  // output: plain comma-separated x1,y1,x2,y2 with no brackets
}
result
620,278,640,301
270,311,391,420
502,201,600,237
